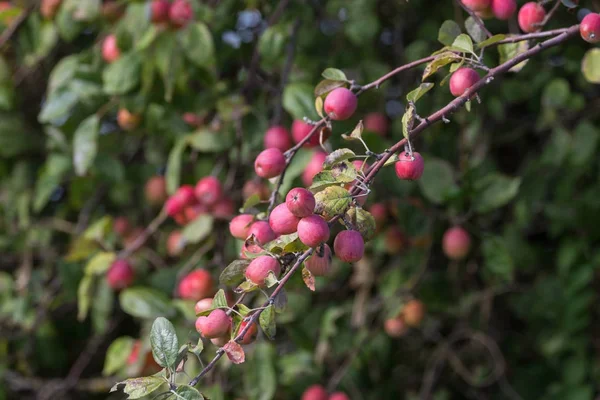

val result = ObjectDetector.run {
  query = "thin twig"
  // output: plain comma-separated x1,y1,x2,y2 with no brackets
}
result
455,0,492,39
484,27,572,47
356,56,436,95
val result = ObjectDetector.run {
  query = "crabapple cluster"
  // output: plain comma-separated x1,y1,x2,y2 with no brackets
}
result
384,299,425,338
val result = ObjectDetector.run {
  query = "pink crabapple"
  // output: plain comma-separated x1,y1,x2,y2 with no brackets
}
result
305,244,333,276
247,220,277,244
461,0,490,11
264,126,292,152
301,385,329,400
490,0,516,20
194,298,214,314
297,215,330,248
150,0,171,23
442,226,472,260
302,151,327,186
102,34,120,63
166,230,185,257
269,203,300,235
178,269,214,301
229,214,255,240
324,87,358,121
449,67,480,97
195,309,231,339
144,175,167,206
363,112,389,136
580,13,600,43
403,299,425,327
169,0,193,29
286,187,316,218
334,230,365,262
254,148,286,179
245,255,281,286
518,2,546,33
194,176,223,207
238,320,259,344
384,317,408,338
211,196,235,219
394,151,425,181
292,120,331,147
106,260,135,290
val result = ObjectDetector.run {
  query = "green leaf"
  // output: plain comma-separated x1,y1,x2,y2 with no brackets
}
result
449,34,474,55
119,287,175,319
464,16,487,43
438,20,461,46
569,121,599,166
283,83,319,121
473,174,521,213
477,34,506,48
55,3,84,42
150,317,179,369
220,260,251,286
343,207,376,241
309,162,357,192
77,274,94,321
166,137,188,195
103,52,142,95
259,305,276,340
48,55,79,95
174,385,204,400
258,25,287,64
323,149,356,169
84,252,116,276
190,338,204,357
72,115,99,176
582,48,600,84
321,68,347,81
314,79,348,98
110,376,165,399
417,157,458,204
314,186,352,219
498,39,529,72
33,153,71,212
241,194,261,212
542,78,570,109
181,215,213,244
179,22,215,70
212,289,229,309
406,83,434,103
187,129,233,152
83,216,112,242
482,236,514,283
236,280,259,293
422,52,461,80
103,336,135,376
38,90,78,123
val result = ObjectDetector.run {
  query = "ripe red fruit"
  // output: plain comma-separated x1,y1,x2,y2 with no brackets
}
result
182,112,202,127
248,220,277,244
264,126,292,152
305,244,332,276
167,230,184,257
178,269,214,301
297,215,330,248
117,109,141,131
151,0,171,23
286,188,316,218
40,0,62,19
184,204,208,222
194,298,213,314
449,67,479,97
302,151,327,187
106,260,135,290
442,226,471,260
165,185,197,216
384,317,408,338
363,112,388,136
490,0,516,20
518,2,546,33
329,392,350,400
145,175,167,206
403,300,425,327
369,203,388,229
580,13,600,43
102,34,121,63
461,0,490,11
395,151,424,181
255,148,286,179
243,180,270,200
301,384,328,400
245,256,281,286
211,197,235,219
269,203,300,235
333,230,365,263
291,120,330,148
229,214,254,240
169,0,193,28
194,176,223,206
324,88,358,121
384,227,409,254
195,309,231,339
237,320,258,344
113,216,131,236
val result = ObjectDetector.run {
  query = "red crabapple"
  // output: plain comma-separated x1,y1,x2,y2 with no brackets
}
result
182,112,202,127
442,226,471,260
245,256,281,286
151,0,170,23
264,126,292,152
169,0,193,28
195,309,231,339
286,188,316,218
117,109,141,131
363,112,389,136
194,298,213,314
302,151,327,186
184,203,208,222
102,34,120,63
305,244,332,276
248,220,277,244
167,230,184,257
491,0,516,20
211,197,235,219
229,214,255,239
40,0,62,19
580,13,600,43
194,176,223,206
329,392,350,400
292,120,331,147
449,67,479,97
177,185,197,206
145,175,167,206
297,215,330,248
384,317,408,338
403,299,425,327
395,151,424,181
178,269,214,301
106,259,135,290
255,148,286,179
324,87,358,121
301,384,328,400
333,230,364,262
518,2,546,33
243,180,270,200
113,216,131,236
238,320,258,344
461,0,490,11
165,185,196,216
269,203,300,235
